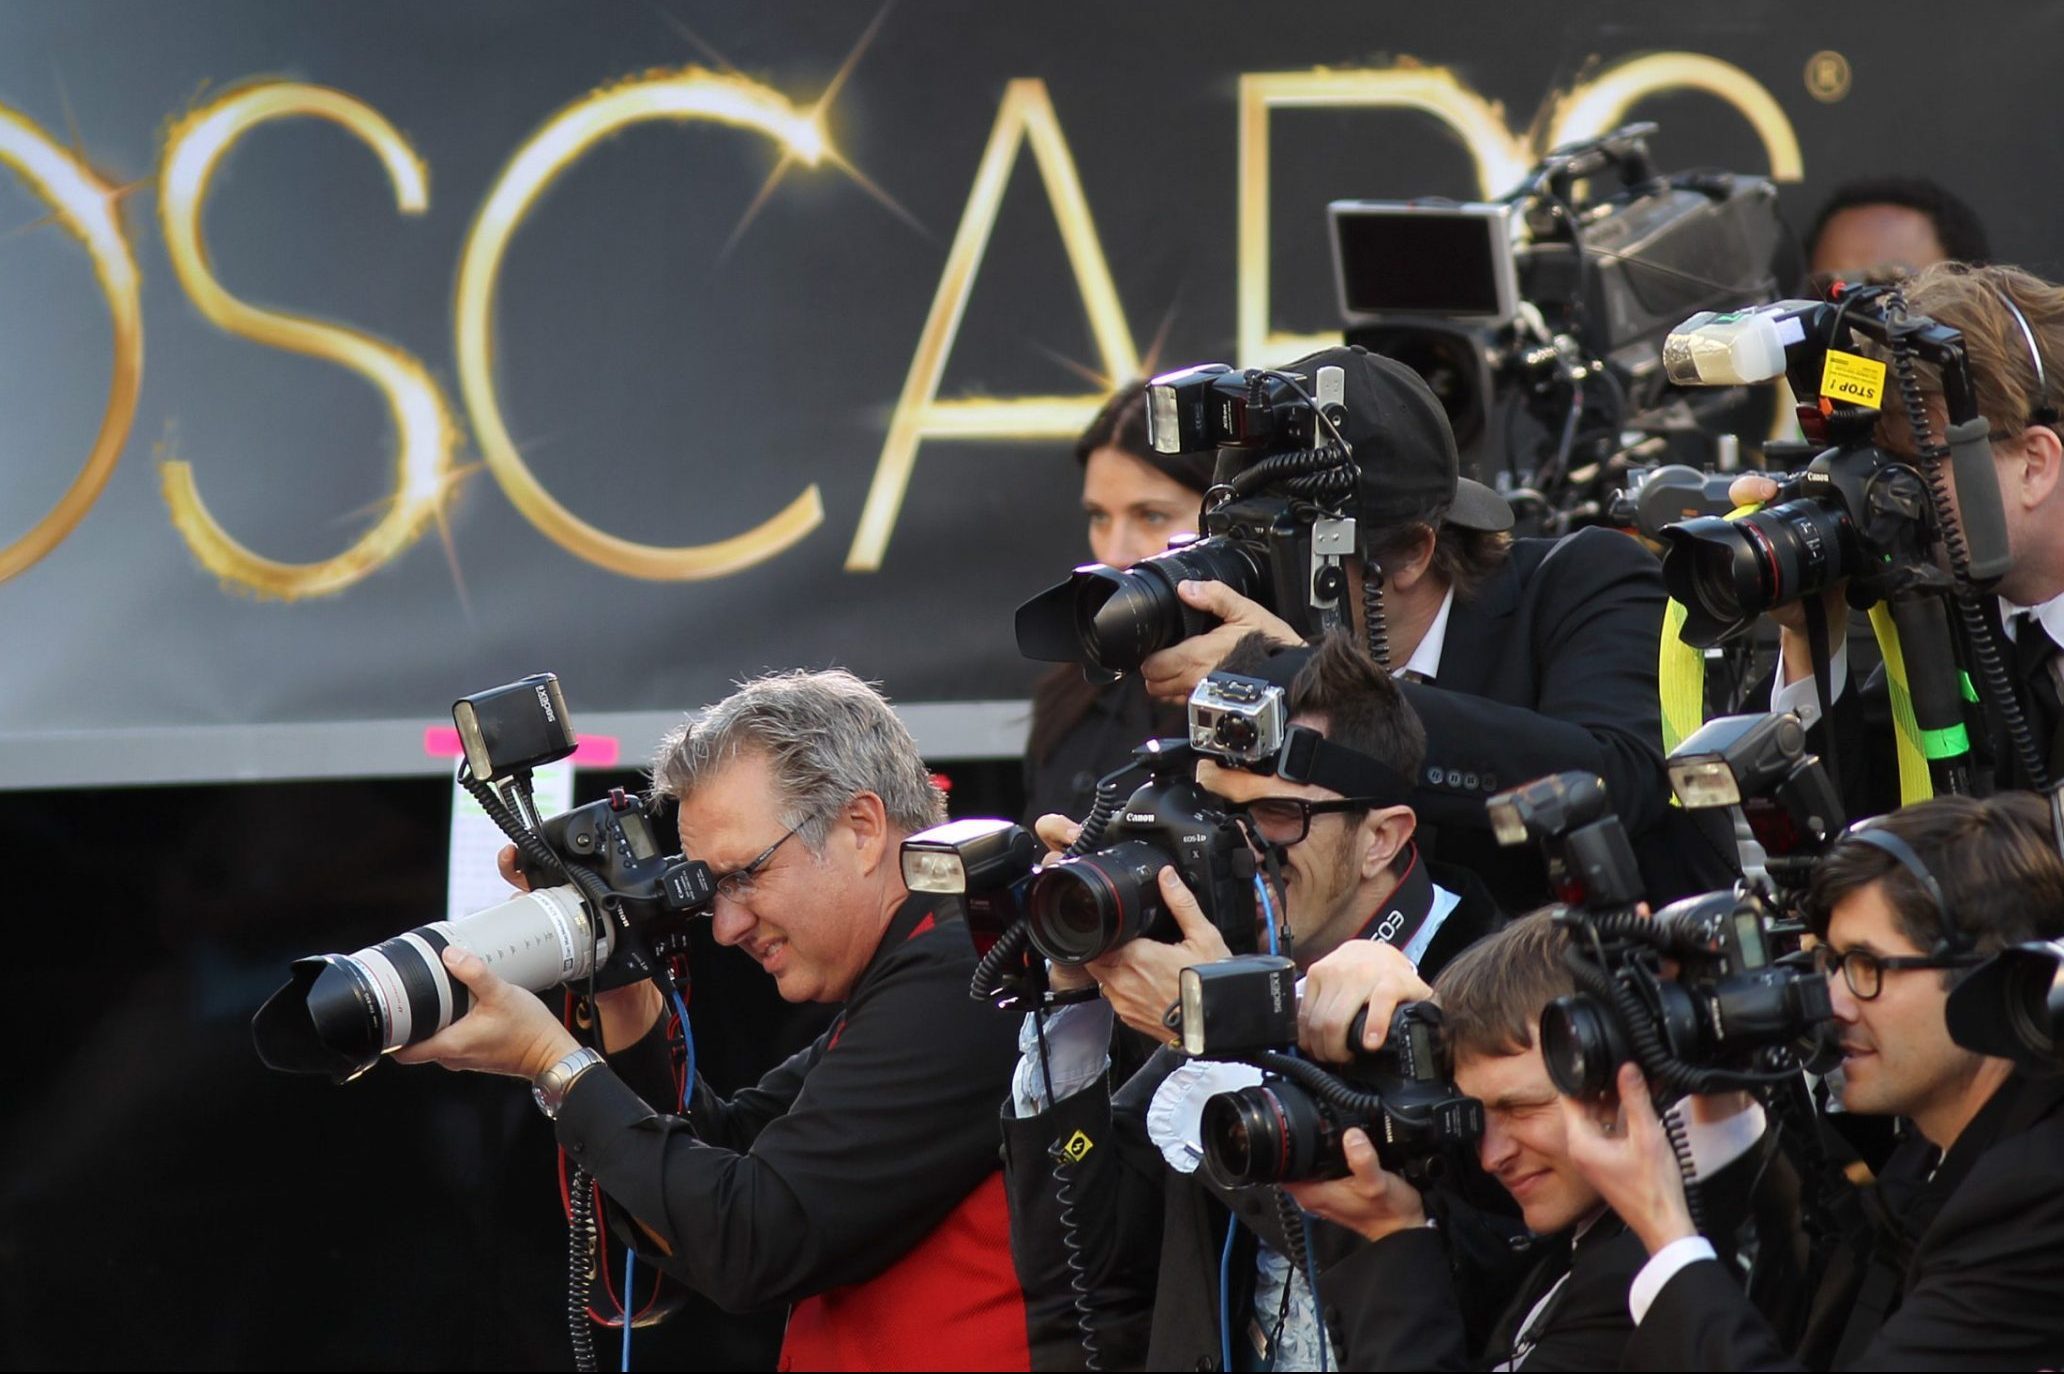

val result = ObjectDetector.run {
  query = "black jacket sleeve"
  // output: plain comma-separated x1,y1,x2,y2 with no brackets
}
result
1628,1121,2064,1370
594,1009,813,1154
1402,529,1674,840
552,917,1021,1313
1317,1225,1474,1370
1000,1046,1186,1371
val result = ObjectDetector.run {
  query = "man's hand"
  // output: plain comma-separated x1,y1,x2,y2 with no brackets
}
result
1298,940,1433,1063
1031,814,1098,994
496,843,532,892
1559,1062,1697,1255
1139,580,1303,704
392,946,582,1081
1083,867,1234,1039
1283,1128,1427,1243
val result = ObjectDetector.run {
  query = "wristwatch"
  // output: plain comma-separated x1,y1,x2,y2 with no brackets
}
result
532,1046,605,1120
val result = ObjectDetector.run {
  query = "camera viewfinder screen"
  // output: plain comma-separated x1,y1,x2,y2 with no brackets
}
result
1336,211,1505,316
620,812,657,862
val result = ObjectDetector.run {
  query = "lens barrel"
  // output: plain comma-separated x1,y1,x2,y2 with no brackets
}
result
253,884,604,1081
1659,499,1851,647
1539,994,1630,1099
1200,1081,1343,1186
1024,841,1168,965
1016,537,1266,672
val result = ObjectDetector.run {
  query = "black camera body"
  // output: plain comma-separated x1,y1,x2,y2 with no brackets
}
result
1660,425,1937,647
1026,746,1257,966
1539,888,1834,1100
1016,363,1359,675
253,674,715,1082
1181,956,1483,1187
530,791,716,981
1658,282,2015,647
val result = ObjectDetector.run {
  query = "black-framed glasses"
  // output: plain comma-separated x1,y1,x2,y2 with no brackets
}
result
1812,944,1985,1001
713,825,801,903
1234,796,1384,847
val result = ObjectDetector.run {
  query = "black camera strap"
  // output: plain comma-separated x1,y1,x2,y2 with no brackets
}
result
1276,724,1415,806
1804,593,1843,800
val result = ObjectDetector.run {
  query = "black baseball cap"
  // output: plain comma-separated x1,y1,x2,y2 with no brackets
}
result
1281,344,1513,533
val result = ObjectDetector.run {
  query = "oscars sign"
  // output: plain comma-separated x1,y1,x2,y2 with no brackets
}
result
0,53,1798,597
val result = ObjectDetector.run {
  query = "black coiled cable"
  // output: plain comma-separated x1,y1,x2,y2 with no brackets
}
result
1251,1050,1387,1117
1225,443,1358,502
1884,287,2049,788
1069,775,1125,857
1272,1187,1311,1273
459,766,623,923
1048,1141,1103,1371
1561,946,1709,1231
567,1171,600,1372
1362,561,1390,668
968,920,1032,1006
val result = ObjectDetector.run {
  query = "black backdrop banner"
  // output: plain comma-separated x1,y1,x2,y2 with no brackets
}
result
3,0,2062,777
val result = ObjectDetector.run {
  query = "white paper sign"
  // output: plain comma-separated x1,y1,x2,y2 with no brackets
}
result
446,764,576,921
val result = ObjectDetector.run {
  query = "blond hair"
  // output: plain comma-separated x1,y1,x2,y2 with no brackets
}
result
1889,262,2064,439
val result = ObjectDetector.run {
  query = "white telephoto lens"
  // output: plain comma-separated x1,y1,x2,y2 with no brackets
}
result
438,884,610,996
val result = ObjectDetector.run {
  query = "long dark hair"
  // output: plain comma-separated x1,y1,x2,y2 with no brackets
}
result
1028,385,1215,764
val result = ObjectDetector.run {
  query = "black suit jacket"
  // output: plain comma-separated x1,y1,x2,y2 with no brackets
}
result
1401,528,1738,912
1326,1117,1791,1371
1627,1072,2064,1370
1324,1211,1644,1371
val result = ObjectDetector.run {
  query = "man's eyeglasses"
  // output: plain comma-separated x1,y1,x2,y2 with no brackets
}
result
713,825,801,903
1234,796,1383,847
1813,944,1985,1001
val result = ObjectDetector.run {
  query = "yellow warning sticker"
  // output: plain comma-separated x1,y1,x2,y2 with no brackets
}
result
1060,1129,1095,1162
1820,349,1888,408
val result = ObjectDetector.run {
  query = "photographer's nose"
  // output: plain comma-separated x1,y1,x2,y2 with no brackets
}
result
711,897,757,947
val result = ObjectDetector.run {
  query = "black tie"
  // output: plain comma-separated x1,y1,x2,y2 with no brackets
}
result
2012,615,2064,780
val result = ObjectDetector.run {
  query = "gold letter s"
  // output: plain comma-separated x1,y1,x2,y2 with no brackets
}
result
0,104,144,584
158,83,461,600
454,70,823,581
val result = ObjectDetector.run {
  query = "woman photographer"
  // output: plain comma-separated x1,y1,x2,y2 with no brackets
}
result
1022,385,1215,822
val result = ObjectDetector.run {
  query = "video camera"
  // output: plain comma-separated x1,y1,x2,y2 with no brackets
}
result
1331,123,1785,523
251,674,715,1082
1177,954,1484,1187
1015,361,1365,674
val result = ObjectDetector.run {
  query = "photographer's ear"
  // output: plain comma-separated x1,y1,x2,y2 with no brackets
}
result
838,790,892,874
1358,804,1418,880
2010,423,2063,511
1367,525,1439,594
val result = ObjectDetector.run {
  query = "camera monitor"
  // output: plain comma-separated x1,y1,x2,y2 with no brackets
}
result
1328,201,1519,323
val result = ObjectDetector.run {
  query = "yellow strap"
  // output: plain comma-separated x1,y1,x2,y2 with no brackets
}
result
1864,603,1936,805
1657,502,1765,755
1659,597,1705,755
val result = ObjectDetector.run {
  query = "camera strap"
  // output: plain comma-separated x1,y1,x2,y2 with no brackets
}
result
1276,725,1414,806
1805,593,1844,798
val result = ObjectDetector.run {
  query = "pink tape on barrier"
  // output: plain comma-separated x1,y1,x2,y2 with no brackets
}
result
422,726,619,768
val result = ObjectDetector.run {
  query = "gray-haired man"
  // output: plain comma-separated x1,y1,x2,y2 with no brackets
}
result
398,669,1031,1370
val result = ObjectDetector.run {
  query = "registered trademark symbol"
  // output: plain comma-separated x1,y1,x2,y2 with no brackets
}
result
1805,50,1851,102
